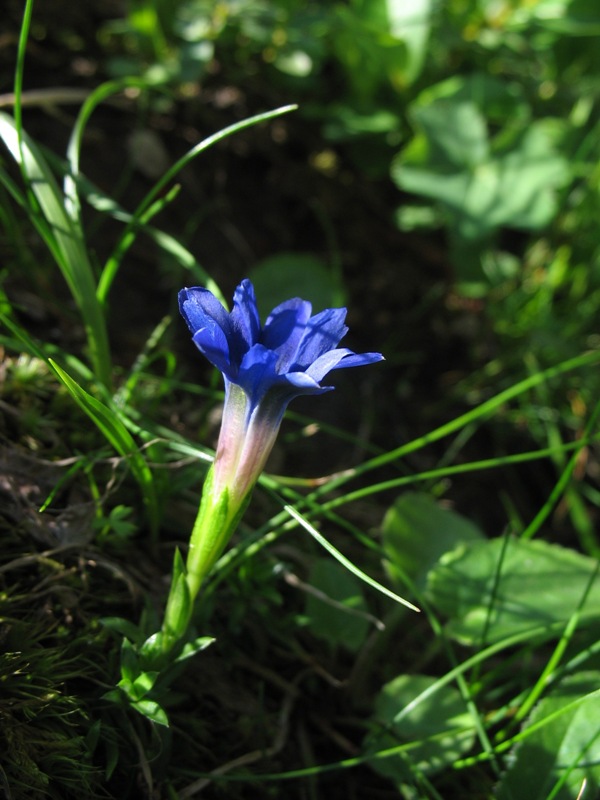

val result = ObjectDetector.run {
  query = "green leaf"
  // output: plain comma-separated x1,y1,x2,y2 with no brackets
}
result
304,558,370,652
162,549,193,641
385,0,433,84
426,538,600,645
394,119,568,241
100,616,142,644
0,113,111,387
48,359,159,535
118,638,139,686
174,636,215,665
364,674,476,785
497,672,600,800
417,73,528,126
392,83,569,284
131,698,169,727
130,670,159,701
382,492,484,590
411,99,490,168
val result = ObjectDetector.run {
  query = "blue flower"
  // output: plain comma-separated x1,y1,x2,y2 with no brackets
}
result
179,279,383,408
178,279,383,594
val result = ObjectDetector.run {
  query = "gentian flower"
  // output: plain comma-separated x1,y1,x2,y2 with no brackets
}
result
177,279,383,598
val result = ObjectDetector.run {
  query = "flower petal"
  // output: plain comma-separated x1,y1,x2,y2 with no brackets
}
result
237,343,280,403
230,279,261,356
192,321,232,376
283,370,333,394
292,307,349,369
179,287,230,336
262,298,312,371
306,349,384,382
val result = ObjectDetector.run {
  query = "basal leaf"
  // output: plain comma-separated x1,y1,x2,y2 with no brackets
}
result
382,492,484,590
426,538,600,645
364,674,476,786
497,672,600,800
304,558,370,651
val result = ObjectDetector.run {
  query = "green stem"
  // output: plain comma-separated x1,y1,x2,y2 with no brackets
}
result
185,471,252,598
160,465,252,648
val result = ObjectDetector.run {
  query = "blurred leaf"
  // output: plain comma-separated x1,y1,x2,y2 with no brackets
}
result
304,558,370,652
322,104,401,141
249,253,344,316
333,4,408,100
274,49,314,76
101,617,143,644
382,492,484,590
417,73,529,126
393,83,569,284
410,98,490,167
345,0,431,89
497,672,600,800
426,538,600,645
395,112,568,241
385,0,433,84
364,674,476,785
394,203,443,231
518,0,600,34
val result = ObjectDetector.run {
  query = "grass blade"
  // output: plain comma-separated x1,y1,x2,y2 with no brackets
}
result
0,113,112,387
49,358,159,539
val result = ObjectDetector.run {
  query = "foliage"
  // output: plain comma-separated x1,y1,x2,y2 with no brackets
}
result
1,0,600,798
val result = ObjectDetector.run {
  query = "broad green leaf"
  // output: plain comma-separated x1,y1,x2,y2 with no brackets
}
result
382,492,484,590
322,104,401,141
394,120,567,240
426,538,600,645
385,0,432,84
131,698,169,727
411,100,490,167
333,4,407,100
392,81,569,283
304,558,370,651
417,73,528,126
486,124,568,229
364,674,476,785
497,672,600,800
49,359,159,535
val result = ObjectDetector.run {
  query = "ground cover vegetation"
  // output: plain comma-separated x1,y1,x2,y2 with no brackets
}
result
1,0,600,797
